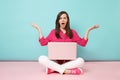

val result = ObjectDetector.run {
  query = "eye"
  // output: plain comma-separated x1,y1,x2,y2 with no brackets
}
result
63,17,67,19
59,17,62,20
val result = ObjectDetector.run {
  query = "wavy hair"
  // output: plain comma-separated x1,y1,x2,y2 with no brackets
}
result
55,11,73,39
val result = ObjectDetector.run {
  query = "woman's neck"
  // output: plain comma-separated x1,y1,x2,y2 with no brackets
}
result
60,28,66,34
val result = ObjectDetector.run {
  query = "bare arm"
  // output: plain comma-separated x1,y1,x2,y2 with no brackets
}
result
84,24,99,40
31,23,43,39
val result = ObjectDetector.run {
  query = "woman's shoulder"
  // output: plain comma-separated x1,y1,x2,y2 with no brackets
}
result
49,29,55,32
71,29,77,34
49,29,56,34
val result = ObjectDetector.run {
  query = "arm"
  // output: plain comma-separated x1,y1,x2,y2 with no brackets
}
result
31,23,43,39
84,24,99,40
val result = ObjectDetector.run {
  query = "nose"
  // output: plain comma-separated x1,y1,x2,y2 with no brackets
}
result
61,19,65,21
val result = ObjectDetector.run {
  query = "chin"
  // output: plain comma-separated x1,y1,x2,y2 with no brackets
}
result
60,26,66,29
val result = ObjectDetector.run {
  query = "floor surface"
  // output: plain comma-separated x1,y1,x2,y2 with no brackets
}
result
0,61,120,80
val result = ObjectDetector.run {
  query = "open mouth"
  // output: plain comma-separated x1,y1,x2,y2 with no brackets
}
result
61,23,65,25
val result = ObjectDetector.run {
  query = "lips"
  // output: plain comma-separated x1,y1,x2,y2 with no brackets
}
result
61,23,65,25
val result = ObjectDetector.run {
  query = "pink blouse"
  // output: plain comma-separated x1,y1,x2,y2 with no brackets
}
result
39,29,88,46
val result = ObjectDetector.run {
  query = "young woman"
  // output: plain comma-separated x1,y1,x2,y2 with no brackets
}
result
31,11,99,75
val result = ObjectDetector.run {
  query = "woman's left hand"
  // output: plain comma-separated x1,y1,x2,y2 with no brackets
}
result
88,24,99,31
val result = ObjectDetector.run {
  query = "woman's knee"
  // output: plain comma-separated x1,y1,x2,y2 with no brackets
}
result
38,55,48,62
76,57,85,64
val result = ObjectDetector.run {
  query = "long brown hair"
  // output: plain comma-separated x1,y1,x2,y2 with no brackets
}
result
55,11,73,39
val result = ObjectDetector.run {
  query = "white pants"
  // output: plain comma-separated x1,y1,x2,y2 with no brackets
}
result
38,55,84,74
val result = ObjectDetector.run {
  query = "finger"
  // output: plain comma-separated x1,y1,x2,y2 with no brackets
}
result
95,24,99,28
31,23,35,26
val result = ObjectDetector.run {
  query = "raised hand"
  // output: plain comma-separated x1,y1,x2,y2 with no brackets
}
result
88,24,99,31
31,23,40,30
84,24,99,40
31,23,43,38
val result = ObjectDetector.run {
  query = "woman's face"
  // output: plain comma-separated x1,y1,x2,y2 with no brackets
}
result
59,14,68,29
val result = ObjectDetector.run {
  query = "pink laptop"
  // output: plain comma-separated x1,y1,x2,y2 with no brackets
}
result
48,42,77,60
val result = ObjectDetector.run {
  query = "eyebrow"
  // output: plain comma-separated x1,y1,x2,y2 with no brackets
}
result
60,16,67,18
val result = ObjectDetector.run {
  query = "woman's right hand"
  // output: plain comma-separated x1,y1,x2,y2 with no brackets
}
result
31,23,40,30
31,23,43,38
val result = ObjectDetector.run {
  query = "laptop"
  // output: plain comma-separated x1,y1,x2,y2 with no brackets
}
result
48,42,77,60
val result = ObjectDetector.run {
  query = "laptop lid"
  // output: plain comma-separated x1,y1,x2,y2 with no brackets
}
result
48,42,77,60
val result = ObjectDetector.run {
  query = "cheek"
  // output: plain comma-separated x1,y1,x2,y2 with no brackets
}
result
59,20,61,23
65,19,68,23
